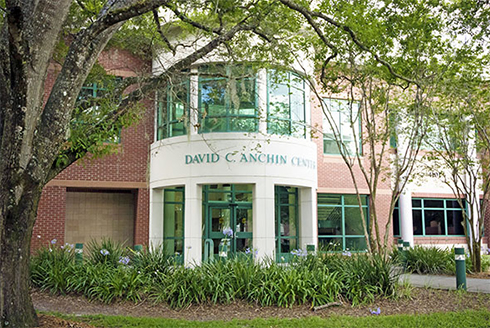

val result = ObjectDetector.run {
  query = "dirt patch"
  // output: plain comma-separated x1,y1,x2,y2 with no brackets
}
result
34,287,490,327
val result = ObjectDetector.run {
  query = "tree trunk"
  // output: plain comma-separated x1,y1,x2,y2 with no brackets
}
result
472,240,482,273
0,188,42,327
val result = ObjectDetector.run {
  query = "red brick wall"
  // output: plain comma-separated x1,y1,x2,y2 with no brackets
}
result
134,188,150,246
33,48,153,250
311,90,393,247
33,186,66,250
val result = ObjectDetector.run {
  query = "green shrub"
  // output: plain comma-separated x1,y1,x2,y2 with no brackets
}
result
30,239,400,308
404,246,453,274
482,255,490,272
86,238,128,267
30,242,76,293
131,244,175,277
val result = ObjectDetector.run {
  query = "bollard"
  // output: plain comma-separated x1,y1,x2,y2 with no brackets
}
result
134,244,143,252
455,247,467,290
306,244,316,253
75,243,83,264
402,241,410,268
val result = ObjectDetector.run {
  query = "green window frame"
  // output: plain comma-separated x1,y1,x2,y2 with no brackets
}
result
393,201,400,237
164,187,185,263
412,198,465,236
157,80,189,140
76,78,122,143
317,194,368,251
198,65,258,133
275,186,299,262
267,70,307,138
322,98,361,155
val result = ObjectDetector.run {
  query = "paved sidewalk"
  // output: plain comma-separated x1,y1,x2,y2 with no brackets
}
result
400,273,490,293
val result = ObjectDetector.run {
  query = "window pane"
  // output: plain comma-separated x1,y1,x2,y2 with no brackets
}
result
323,138,341,155
346,237,367,251
208,192,231,202
319,237,343,251
424,199,444,208
201,79,226,115
344,207,365,235
412,199,422,207
424,210,445,235
318,194,342,206
447,200,462,208
230,117,257,132
318,206,342,235
202,117,226,132
413,210,423,235
447,210,465,235
393,208,400,236
344,195,367,206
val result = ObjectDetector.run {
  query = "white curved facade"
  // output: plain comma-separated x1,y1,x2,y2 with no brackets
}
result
149,133,318,264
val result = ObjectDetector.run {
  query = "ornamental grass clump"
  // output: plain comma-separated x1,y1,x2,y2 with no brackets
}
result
404,246,453,274
321,252,398,305
86,238,128,267
30,239,400,308
30,241,76,294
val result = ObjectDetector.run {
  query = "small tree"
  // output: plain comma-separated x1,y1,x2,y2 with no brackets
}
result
423,78,490,272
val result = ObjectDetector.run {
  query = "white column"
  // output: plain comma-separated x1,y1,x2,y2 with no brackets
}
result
299,187,317,250
254,180,276,260
184,182,203,265
257,69,268,134
149,188,164,246
190,68,199,135
399,188,414,246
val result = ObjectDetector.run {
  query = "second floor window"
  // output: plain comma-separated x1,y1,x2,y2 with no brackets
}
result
322,98,361,156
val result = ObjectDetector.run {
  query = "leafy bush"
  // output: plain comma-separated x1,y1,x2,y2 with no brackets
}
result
30,239,400,308
482,255,490,272
30,242,76,294
404,246,453,274
86,238,128,267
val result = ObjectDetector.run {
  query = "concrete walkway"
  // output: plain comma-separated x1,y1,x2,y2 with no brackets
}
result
400,273,490,293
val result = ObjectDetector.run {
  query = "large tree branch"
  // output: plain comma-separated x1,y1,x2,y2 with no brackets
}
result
48,20,259,179
277,0,419,87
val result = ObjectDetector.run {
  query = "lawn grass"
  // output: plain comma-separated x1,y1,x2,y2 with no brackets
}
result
56,309,490,328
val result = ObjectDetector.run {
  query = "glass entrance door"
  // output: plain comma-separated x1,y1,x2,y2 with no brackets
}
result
203,184,253,259
207,205,252,256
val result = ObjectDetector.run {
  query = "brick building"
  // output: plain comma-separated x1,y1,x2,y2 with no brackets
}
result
33,48,489,263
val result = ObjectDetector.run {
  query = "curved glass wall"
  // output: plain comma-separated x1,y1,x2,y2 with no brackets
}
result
156,65,309,140
199,65,258,133
267,70,307,138
157,80,189,140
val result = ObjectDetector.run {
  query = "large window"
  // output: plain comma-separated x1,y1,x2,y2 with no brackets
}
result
318,194,368,251
199,65,258,133
412,198,465,236
323,98,361,155
275,186,299,262
393,199,466,236
157,81,189,140
267,71,307,138
164,187,185,262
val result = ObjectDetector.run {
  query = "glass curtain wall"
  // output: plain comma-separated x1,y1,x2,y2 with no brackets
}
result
317,194,368,251
163,187,185,262
199,65,258,133
268,71,307,138
275,186,299,262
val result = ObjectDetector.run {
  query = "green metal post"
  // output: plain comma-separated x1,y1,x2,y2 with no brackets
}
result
134,244,143,252
455,247,467,290
75,243,83,264
402,241,410,270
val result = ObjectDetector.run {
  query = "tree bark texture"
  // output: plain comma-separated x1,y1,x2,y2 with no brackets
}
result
0,1,261,326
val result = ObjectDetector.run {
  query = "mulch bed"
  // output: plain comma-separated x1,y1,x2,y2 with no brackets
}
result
34,285,490,327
